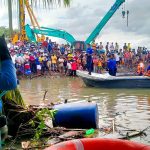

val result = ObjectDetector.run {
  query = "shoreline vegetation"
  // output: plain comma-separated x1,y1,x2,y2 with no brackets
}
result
2,88,150,149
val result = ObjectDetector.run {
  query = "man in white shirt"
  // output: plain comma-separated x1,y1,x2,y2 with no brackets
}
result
110,42,114,52
115,52,120,65
11,52,17,64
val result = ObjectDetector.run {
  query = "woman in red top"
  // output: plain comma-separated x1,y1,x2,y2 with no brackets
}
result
93,57,98,73
124,50,130,68
71,60,77,76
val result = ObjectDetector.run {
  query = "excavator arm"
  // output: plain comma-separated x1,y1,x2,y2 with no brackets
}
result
25,24,76,44
85,0,125,44
25,0,125,49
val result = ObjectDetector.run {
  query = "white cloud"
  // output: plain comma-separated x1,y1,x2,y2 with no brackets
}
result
0,0,150,48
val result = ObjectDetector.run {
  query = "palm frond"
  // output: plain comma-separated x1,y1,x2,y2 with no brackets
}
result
0,0,71,8
30,0,71,7
1,88,26,108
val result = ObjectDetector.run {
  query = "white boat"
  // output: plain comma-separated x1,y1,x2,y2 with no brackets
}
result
77,70,150,88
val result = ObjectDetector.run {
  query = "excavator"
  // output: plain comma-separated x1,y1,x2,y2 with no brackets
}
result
25,0,125,50
12,0,45,44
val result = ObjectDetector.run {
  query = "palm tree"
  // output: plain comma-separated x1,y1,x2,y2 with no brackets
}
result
6,0,71,36
8,0,13,36
1,0,71,107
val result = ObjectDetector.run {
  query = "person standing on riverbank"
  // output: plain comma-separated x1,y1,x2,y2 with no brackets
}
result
58,56,64,74
51,54,57,72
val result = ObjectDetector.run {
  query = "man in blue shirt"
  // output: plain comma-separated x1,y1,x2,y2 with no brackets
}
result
107,54,117,76
147,61,150,71
145,61,150,77
86,44,93,55
47,40,53,54
86,44,93,75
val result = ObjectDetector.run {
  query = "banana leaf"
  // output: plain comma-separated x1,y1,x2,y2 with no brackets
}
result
1,88,26,108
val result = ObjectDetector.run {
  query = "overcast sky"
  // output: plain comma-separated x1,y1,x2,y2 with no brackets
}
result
0,0,150,48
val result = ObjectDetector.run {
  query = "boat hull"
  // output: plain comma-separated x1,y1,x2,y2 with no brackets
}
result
82,77,150,88
77,71,150,88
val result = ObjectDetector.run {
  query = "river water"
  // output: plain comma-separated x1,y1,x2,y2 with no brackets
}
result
19,77,150,144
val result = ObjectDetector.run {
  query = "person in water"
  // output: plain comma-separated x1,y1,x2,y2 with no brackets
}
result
86,44,93,75
0,35,17,145
107,54,117,76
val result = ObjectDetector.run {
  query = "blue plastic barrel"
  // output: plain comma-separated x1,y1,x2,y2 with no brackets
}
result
53,102,99,129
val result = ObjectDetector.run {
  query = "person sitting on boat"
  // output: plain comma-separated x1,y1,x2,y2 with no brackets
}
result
0,35,17,145
137,59,145,76
144,61,150,77
86,44,93,75
107,54,117,76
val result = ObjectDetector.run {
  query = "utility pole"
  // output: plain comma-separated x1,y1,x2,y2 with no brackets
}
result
8,0,13,37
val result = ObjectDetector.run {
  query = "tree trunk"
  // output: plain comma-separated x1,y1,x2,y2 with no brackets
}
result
19,0,21,32
8,0,13,37
19,0,26,41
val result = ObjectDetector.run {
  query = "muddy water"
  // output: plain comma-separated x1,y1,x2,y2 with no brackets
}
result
19,77,150,144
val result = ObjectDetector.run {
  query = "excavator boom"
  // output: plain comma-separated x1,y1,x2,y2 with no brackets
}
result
85,0,125,44
25,24,76,44
25,0,125,50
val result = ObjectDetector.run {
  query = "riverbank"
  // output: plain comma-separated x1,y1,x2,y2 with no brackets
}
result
2,76,150,149
3,98,150,149
19,77,150,143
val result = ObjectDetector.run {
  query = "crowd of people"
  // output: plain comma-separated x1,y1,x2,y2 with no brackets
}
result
7,38,150,78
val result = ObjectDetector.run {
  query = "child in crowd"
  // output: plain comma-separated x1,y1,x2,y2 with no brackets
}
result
93,56,98,73
67,61,72,76
97,57,103,74
24,61,31,76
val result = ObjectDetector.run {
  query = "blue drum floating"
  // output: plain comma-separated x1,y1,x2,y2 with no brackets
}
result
53,102,99,129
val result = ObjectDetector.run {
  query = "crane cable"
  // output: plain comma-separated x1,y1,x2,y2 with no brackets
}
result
126,0,129,27
121,1,129,27
122,2,126,18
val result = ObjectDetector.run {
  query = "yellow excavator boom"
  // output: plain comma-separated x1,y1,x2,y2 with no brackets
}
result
12,0,43,42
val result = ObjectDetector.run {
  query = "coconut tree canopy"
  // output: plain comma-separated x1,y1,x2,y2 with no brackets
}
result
0,0,72,106
0,0,71,34
30,0,71,7
0,0,71,7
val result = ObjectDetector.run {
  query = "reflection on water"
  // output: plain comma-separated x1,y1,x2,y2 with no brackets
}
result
19,77,150,144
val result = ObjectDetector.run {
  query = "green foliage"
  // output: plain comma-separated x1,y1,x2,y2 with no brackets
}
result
29,108,58,141
0,26,19,38
3,88,26,108
36,108,58,120
0,26,11,38
0,0,71,8
29,0,71,7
